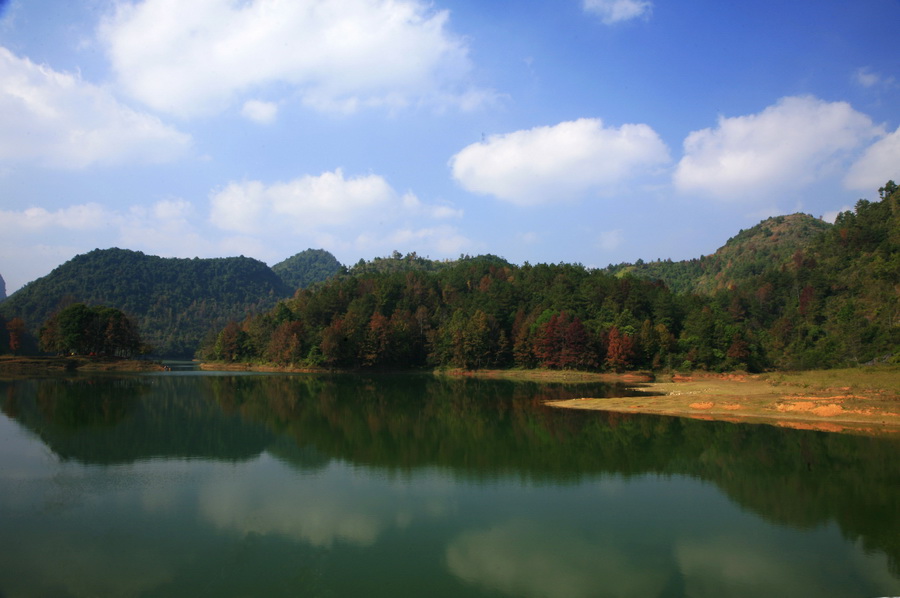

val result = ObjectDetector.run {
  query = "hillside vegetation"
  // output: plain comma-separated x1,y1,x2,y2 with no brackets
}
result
1,185,897,369
272,249,344,291
606,213,831,294
0,249,293,357
203,184,899,372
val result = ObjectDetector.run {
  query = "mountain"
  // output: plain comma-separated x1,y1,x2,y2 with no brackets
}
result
204,184,898,371
0,248,292,357
0,272,5,301
606,213,831,295
272,249,343,290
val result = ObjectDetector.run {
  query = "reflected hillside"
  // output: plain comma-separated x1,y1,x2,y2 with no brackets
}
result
175,373,900,576
1,376,273,463
2,372,899,573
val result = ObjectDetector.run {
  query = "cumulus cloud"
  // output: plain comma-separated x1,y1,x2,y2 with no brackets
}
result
208,169,471,259
583,0,652,24
844,126,900,191
674,96,880,200
853,67,896,89
1,203,111,231
0,47,191,168
241,99,278,124
0,198,210,292
357,225,473,256
209,169,401,234
449,118,670,206
99,0,488,117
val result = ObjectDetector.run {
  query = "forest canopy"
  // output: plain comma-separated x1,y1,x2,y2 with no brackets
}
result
202,184,899,372
2,184,897,370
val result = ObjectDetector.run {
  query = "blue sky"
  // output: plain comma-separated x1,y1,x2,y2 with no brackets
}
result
1,0,898,293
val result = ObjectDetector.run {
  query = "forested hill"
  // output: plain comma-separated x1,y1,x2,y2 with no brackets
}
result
347,250,467,275
204,184,898,372
0,248,293,357
606,213,831,294
0,272,5,301
272,249,343,290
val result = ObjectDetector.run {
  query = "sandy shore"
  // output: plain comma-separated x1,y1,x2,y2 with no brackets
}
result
546,372,900,435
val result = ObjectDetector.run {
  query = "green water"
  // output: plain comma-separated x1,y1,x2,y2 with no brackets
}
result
1,372,898,597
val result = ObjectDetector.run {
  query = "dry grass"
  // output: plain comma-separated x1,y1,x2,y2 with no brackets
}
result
0,355,165,374
547,367,900,436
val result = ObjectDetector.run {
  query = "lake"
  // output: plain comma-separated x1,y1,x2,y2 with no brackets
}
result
1,371,898,597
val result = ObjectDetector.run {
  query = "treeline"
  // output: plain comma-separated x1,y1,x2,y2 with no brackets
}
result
204,183,899,372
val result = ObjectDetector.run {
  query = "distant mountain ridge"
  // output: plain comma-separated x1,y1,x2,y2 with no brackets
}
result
2,186,897,368
202,185,898,371
0,248,294,356
606,213,831,294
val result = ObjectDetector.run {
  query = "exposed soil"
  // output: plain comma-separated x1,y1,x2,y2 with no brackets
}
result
546,371,900,436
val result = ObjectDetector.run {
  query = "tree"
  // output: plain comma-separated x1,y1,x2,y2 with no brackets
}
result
214,321,247,362
39,304,143,357
605,326,634,372
6,317,25,355
266,320,305,365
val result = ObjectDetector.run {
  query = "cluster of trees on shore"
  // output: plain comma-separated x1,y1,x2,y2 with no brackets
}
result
202,183,898,372
38,303,145,358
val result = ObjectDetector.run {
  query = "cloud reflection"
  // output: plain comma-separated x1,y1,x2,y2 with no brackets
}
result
199,455,447,547
675,534,895,598
445,519,670,598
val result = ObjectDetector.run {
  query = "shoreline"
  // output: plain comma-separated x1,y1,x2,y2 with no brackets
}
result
0,355,166,374
546,370,900,436
7,357,899,434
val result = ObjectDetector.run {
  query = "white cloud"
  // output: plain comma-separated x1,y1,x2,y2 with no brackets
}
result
99,0,489,117
450,118,670,206
208,169,470,259
583,0,652,24
853,67,896,89
1,203,111,231
241,99,278,124
0,198,212,292
597,229,623,251
844,126,900,191
0,47,191,168
357,225,473,256
854,67,881,88
209,169,399,234
674,96,880,200
402,192,464,219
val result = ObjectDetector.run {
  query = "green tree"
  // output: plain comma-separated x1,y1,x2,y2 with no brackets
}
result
6,317,26,355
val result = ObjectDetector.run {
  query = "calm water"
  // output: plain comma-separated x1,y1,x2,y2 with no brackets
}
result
1,372,898,598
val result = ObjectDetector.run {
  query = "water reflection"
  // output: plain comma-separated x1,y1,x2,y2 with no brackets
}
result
446,519,671,598
0,373,898,597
